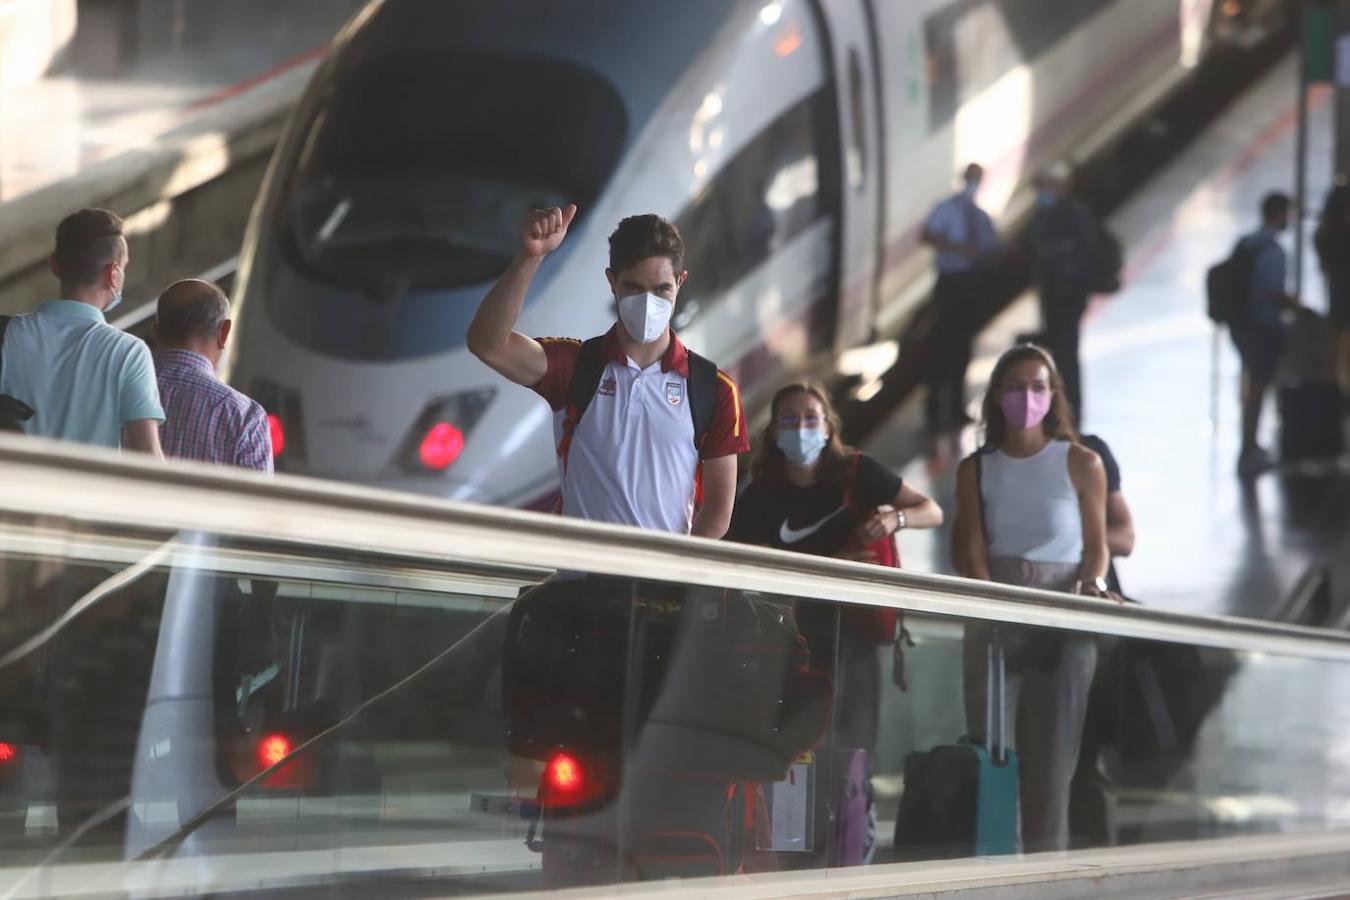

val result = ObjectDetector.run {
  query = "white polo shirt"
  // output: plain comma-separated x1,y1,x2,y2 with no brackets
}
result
531,327,748,534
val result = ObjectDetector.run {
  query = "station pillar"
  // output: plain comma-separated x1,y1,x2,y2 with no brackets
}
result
1336,0,1350,181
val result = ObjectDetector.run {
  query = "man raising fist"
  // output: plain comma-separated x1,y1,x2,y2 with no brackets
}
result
468,207,748,538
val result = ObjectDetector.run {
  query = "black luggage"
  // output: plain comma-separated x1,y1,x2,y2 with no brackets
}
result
894,636,1018,859
1279,383,1344,462
501,577,831,781
540,773,774,885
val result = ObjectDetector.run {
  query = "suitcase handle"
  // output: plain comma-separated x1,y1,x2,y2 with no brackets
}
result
985,630,1007,765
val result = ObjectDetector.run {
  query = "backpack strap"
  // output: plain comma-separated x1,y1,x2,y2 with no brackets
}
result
556,336,609,471
685,350,719,452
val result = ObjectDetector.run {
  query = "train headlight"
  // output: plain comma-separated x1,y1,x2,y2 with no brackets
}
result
395,390,495,475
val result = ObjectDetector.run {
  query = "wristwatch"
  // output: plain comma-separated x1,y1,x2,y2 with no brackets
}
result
1078,576,1110,597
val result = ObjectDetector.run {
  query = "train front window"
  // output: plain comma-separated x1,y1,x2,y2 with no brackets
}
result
290,173,569,293
285,53,625,292
265,53,626,361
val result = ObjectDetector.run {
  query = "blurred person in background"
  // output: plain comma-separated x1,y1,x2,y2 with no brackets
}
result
921,163,1000,433
1314,182,1350,403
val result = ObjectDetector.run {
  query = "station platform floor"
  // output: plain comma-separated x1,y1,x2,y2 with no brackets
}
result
0,4,359,203
871,54,1350,623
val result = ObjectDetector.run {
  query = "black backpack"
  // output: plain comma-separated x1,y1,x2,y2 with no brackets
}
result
1088,220,1124,294
1206,238,1257,326
556,335,720,466
0,316,35,433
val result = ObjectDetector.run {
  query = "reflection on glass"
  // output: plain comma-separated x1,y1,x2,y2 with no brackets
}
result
3,515,1350,895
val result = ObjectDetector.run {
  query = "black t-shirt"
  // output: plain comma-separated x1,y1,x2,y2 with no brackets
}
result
1079,434,1121,494
729,453,903,558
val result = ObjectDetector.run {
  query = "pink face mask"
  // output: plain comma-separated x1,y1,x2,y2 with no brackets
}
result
1001,389,1052,431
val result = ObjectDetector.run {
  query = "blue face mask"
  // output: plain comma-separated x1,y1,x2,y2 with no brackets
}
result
105,265,124,313
1036,191,1057,209
776,427,828,468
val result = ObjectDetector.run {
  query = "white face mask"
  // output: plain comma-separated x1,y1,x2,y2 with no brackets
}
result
616,291,674,344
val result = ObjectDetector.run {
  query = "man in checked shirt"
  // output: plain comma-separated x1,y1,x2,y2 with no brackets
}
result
153,279,273,472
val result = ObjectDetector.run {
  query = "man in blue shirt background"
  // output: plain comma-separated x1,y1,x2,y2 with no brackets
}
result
922,163,999,432
0,208,164,455
1233,192,1297,476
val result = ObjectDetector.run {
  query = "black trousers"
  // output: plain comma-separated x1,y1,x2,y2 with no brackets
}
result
925,271,984,429
1040,289,1088,423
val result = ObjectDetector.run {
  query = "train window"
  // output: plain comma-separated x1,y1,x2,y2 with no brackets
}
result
280,53,627,293
673,89,832,329
847,48,867,192
924,0,1119,131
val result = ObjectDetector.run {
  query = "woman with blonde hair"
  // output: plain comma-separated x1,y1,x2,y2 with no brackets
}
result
951,343,1111,853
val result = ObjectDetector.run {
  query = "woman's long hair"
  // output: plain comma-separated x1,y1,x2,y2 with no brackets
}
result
978,344,1078,451
750,382,852,487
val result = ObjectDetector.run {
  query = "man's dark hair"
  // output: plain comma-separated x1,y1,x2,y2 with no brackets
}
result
1262,192,1291,223
156,280,231,344
608,214,685,274
54,208,125,288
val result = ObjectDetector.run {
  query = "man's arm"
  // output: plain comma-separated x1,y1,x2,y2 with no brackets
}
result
123,419,164,459
467,205,577,386
118,341,164,459
1069,444,1109,583
1106,491,1135,558
236,404,275,474
691,455,737,539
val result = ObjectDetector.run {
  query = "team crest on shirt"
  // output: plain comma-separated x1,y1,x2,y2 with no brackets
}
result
598,376,617,397
665,382,684,406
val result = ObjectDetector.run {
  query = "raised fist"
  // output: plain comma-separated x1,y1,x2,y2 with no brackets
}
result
521,204,577,258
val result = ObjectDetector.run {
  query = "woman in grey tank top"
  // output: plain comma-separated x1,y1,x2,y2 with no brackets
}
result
950,344,1111,853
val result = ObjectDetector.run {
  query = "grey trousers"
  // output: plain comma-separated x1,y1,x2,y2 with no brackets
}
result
963,558,1098,853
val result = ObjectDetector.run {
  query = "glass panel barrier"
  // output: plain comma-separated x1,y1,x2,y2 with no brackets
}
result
2,511,1350,897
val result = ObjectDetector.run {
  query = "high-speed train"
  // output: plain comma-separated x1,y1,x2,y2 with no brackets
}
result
226,0,1267,506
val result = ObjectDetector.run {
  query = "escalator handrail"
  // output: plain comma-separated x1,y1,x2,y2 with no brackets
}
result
2,434,1348,661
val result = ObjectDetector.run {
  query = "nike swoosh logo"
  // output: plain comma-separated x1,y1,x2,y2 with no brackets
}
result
779,507,848,545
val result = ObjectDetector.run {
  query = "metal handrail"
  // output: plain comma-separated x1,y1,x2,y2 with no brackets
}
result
3,435,1350,661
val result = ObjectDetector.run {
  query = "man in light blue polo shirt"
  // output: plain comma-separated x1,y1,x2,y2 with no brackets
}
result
0,208,163,454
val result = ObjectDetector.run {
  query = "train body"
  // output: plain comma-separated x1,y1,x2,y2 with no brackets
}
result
228,0,1230,505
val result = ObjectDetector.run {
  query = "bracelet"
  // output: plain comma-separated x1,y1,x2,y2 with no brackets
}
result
895,509,907,531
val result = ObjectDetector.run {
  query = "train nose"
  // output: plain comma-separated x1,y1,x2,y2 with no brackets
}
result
248,365,559,508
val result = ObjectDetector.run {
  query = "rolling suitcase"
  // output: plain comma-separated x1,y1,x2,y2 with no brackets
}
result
893,635,1018,859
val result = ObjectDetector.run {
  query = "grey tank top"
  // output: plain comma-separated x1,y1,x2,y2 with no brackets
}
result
980,440,1083,564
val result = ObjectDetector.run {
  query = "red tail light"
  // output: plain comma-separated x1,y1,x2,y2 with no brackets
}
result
267,414,286,457
0,742,16,764
545,752,584,794
418,422,465,470
258,733,292,769
541,751,609,808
